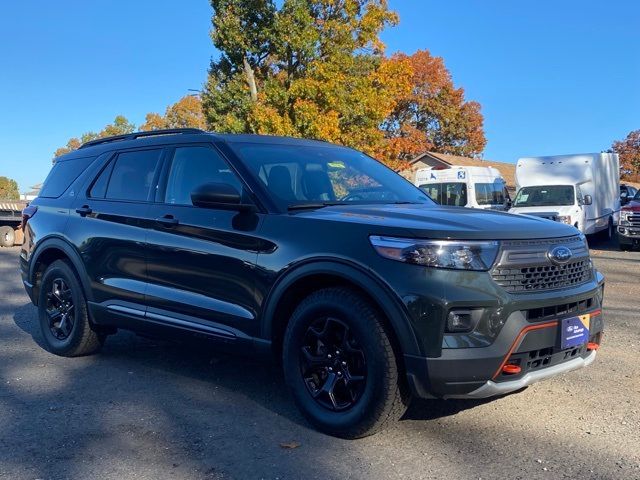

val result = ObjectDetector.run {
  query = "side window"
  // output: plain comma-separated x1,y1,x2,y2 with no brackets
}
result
89,160,114,199
164,146,243,205
40,157,92,198
105,149,162,201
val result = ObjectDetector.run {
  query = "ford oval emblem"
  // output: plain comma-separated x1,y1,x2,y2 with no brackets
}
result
548,246,573,264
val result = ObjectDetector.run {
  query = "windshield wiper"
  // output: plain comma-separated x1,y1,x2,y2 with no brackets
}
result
287,202,343,211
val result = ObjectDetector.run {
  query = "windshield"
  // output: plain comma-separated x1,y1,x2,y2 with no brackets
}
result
475,182,506,205
513,185,575,207
634,190,640,201
419,182,467,206
230,143,434,210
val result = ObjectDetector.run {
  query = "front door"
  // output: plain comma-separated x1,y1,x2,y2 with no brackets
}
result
145,144,262,339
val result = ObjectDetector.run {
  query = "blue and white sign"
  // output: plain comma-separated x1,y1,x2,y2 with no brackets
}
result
457,171,466,179
561,315,590,349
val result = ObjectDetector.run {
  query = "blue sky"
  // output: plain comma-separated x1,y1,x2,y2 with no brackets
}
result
1,1,639,192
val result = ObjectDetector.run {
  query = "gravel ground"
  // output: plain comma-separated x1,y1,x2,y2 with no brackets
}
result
0,241,638,480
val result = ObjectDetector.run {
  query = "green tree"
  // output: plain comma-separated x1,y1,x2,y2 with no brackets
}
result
203,0,412,163
0,176,20,200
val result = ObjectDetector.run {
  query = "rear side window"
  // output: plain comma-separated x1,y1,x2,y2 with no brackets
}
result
103,149,162,201
40,157,92,198
419,182,467,206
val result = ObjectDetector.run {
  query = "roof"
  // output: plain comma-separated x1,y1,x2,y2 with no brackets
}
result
403,151,517,189
57,129,335,162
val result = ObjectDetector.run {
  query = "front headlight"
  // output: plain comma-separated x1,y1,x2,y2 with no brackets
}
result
557,215,572,224
369,236,499,271
620,210,631,223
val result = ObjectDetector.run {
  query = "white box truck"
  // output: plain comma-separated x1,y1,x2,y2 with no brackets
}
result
509,153,620,238
415,166,510,210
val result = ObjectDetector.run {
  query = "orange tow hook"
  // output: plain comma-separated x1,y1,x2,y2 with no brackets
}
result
587,342,600,351
502,364,521,375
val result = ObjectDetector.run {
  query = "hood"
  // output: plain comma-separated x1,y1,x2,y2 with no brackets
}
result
293,204,577,240
622,200,640,212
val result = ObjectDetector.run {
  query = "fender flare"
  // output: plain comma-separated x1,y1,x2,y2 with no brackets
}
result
260,258,422,357
29,236,94,303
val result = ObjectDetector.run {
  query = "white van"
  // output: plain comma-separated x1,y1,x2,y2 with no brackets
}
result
509,153,620,238
415,166,510,210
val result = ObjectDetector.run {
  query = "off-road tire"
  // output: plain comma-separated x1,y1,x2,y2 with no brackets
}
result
38,260,104,356
282,287,409,438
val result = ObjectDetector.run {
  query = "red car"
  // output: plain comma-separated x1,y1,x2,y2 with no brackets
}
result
618,190,640,250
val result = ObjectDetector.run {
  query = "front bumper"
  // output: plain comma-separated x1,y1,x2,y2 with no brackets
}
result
458,350,596,399
618,225,640,245
403,271,605,400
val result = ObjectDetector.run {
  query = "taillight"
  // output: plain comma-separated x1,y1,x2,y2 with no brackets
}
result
21,205,37,230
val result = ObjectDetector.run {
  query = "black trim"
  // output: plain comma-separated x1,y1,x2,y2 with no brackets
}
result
260,258,422,357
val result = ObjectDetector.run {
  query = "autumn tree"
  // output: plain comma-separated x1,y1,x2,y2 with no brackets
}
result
53,115,136,158
203,0,413,164
0,176,20,200
140,95,206,131
381,50,486,163
612,129,640,182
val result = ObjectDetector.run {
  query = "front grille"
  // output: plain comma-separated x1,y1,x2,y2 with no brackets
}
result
490,235,593,293
628,215,640,227
492,260,592,292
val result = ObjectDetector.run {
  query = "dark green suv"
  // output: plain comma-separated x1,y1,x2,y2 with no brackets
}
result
20,129,605,438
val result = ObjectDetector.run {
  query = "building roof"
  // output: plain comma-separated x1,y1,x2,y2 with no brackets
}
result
401,151,517,189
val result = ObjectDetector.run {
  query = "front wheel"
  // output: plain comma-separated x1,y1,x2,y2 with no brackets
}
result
283,288,409,438
38,260,104,357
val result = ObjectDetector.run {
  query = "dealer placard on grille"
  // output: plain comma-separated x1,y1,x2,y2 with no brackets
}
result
561,314,590,349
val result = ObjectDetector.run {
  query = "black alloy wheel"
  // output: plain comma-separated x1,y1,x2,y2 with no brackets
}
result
300,317,366,411
38,260,104,357
45,278,75,340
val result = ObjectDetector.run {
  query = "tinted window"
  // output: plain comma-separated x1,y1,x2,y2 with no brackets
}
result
105,149,162,201
231,143,432,210
419,182,467,206
88,160,114,199
40,157,91,198
475,182,506,205
165,146,243,205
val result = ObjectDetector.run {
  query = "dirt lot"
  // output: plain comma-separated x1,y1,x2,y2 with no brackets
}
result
0,241,638,480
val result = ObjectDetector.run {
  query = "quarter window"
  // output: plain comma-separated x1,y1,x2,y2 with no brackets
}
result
164,146,243,205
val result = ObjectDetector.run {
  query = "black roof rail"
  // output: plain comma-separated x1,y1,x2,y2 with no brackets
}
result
78,128,207,149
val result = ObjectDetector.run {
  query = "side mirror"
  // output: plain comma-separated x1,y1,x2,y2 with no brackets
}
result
191,182,254,211
583,194,592,206
621,196,629,205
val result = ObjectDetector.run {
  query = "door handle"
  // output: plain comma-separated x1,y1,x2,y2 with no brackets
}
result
155,214,179,227
75,205,92,216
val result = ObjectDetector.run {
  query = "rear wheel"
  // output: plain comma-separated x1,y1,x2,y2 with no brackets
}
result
599,217,613,241
282,287,409,438
38,260,104,356
0,226,15,247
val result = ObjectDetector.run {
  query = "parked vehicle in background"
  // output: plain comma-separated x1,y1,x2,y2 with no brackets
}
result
415,166,510,210
509,153,620,239
620,184,638,206
0,200,27,247
618,189,640,250
20,129,605,438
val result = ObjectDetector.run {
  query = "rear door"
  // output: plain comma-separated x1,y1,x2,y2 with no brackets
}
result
68,147,164,314
145,143,263,340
